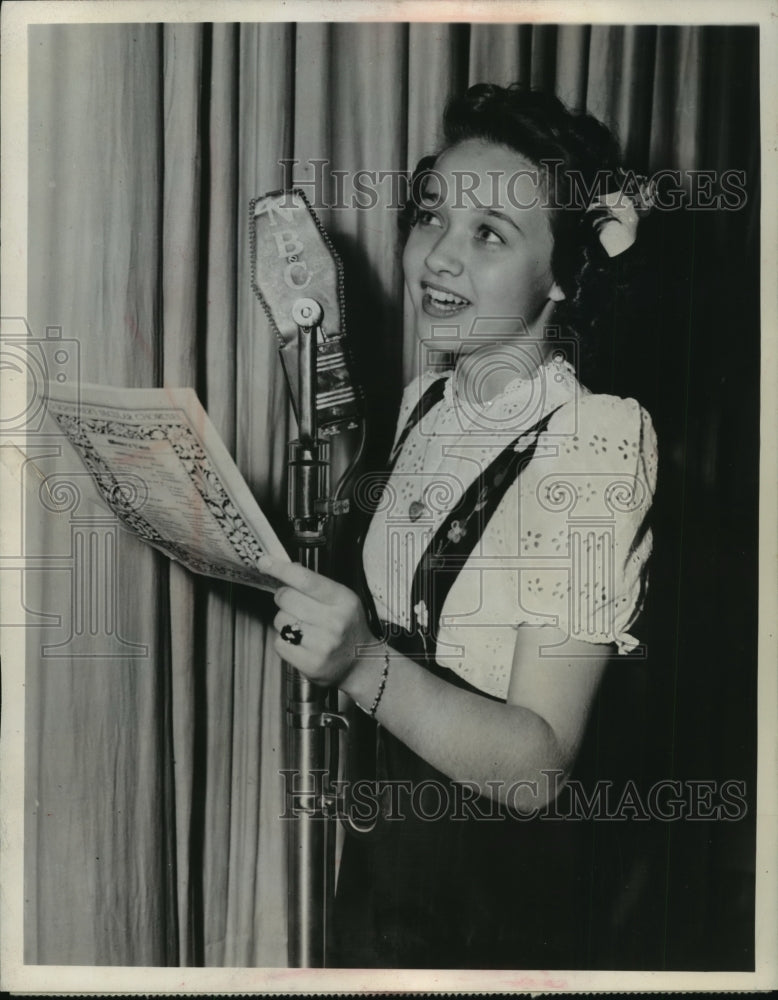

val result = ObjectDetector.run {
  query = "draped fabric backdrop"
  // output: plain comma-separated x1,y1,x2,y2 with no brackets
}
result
25,22,759,967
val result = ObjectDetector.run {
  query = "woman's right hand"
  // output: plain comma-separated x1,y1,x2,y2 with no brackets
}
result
260,555,381,691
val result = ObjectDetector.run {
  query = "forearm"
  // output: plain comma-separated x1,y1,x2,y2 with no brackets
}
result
341,643,567,809
260,556,599,809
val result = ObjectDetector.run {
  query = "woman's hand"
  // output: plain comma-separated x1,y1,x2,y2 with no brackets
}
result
258,555,378,688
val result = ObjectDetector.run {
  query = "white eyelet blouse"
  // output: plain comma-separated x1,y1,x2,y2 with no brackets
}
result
362,356,659,701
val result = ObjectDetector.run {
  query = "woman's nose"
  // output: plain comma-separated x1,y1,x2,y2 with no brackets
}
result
424,230,464,276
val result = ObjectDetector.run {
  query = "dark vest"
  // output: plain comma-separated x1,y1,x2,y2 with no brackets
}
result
333,378,640,970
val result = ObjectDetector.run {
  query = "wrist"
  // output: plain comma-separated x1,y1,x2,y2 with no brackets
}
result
341,639,391,714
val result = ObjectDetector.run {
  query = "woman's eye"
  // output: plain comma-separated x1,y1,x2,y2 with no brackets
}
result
416,208,443,227
475,225,505,245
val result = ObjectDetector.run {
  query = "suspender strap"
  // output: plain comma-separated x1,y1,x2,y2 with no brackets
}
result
354,377,447,635
386,376,447,470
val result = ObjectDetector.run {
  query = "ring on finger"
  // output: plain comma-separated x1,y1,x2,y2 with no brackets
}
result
280,621,304,646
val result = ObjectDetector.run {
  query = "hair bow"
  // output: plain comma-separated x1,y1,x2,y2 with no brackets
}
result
586,170,656,258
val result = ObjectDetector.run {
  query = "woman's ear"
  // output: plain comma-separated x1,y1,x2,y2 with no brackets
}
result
549,281,566,303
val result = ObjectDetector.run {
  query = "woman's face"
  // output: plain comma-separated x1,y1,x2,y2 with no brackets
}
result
402,139,564,355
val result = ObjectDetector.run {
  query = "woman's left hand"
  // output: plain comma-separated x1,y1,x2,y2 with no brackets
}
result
258,555,377,688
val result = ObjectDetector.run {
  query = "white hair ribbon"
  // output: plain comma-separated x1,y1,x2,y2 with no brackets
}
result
587,172,656,258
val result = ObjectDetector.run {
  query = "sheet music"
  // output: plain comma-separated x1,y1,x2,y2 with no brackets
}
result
42,382,289,590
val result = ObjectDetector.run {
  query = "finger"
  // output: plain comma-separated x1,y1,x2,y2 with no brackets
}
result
273,611,337,654
274,586,334,628
258,555,340,603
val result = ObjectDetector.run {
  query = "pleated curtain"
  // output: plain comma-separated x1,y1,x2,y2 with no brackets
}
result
25,22,759,967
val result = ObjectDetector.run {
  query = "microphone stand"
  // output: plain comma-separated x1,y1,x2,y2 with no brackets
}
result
285,297,349,967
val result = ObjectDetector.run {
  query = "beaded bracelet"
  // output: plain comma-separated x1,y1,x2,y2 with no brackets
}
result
368,643,391,718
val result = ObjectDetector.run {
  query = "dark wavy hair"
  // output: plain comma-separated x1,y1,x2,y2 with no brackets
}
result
402,83,644,375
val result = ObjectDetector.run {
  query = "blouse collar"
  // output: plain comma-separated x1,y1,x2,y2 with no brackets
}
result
443,353,579,424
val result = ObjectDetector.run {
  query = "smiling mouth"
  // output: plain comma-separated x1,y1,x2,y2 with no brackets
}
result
421,282,472,317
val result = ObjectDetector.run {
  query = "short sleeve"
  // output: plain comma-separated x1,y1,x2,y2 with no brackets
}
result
511,393,658,652
435,394,658,696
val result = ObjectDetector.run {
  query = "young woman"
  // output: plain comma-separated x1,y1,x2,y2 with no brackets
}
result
258,84,658,969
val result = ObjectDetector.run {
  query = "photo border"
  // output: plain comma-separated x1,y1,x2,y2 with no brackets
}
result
2,0,776,993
